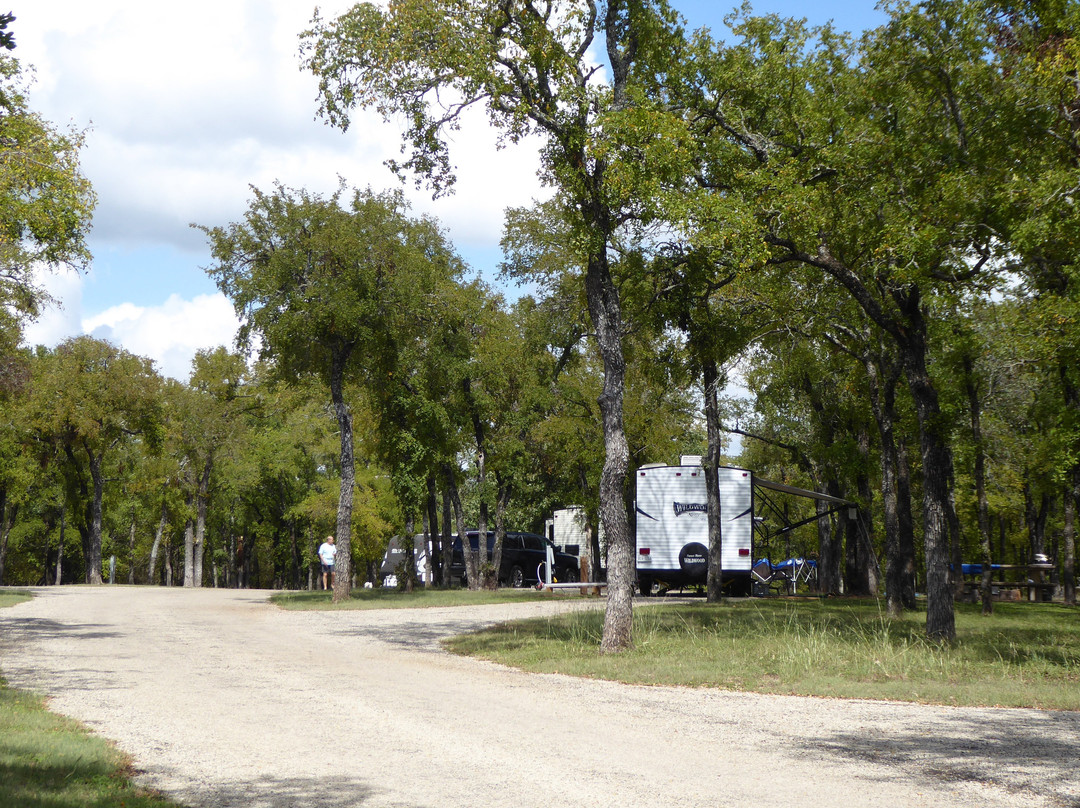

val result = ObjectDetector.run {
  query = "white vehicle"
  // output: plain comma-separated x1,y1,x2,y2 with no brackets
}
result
549,506,587,554
635,463,755,596
379,534,434,586
634,461,853,596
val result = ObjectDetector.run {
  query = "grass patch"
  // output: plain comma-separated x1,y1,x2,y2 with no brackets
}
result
446,598,1080,710
0,682,185,808
271,586,575,610
0,589,32,609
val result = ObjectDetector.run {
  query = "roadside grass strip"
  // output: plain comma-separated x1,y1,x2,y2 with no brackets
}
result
272,586,573,610
446,598,1080,710
0,682,185,808
0,589,32,609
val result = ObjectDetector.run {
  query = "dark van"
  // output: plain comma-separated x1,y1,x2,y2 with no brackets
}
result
450,531,580,588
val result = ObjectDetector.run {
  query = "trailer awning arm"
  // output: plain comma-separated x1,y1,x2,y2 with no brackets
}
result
753,476,852,507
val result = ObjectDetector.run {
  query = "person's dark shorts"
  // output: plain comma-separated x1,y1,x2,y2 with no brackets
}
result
321,563,334,574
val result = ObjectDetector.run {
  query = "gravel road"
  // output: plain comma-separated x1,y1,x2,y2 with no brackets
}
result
1,586,1078,808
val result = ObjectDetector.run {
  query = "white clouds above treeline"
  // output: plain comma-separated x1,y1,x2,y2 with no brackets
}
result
16,0,547,379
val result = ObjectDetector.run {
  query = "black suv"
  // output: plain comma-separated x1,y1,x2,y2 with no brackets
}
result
450,531,580,587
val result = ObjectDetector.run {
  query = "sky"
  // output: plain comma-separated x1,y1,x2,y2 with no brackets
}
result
17,0,886,381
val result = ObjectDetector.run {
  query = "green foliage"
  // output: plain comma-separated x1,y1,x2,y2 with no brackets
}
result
0,53,95,342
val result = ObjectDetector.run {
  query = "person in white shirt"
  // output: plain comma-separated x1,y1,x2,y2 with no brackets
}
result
317,535,337,590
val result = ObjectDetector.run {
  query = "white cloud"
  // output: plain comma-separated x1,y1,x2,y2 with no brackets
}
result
82,294,242,381
13,0,549,385
18,0,548,260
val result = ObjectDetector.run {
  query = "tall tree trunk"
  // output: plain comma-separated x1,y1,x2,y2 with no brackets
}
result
149,494,167,585
896,437,917,608
901,347,954,639
703,360,724,602
593,0,636,653
855,426,880,596
492,472,511,587
866,350,908,615
441,481,454,588
818,477,844,595
0,489,14,586
464,376,493,588
816,498,839,595
443,462,471,589
947,467,965,600
128,507,136,585
1065,471,1077,605
193,459,211,588
964,359,993,615
87,451,105,585
165,528,173,587
580,467,602,585
330,347,355,603
290,522,302,590
55,506,65,585
882,286,955,640
403,515,416,593
182,491,195,587
1023,486,1050,560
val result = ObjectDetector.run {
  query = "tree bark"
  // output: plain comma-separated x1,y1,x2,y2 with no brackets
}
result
1065,471,1077,605
818,477,845,595
441,481,454,588
492,472,511,587
855,426,880,596
426,474,441,586
149,495,165,586
182,491,195,588
443,462,470,589
86,451,105,585
55,506,65,585
896,303,955,640
0,488,14,586
867,354,910,615
128,507,136,585
193,459,211,588
464,376,494,589
964,358,993,615
589,242,633,652
403,515,416,593
896,437,918,608
1023,486,1050,560
330,346,355,603
703,360,724,602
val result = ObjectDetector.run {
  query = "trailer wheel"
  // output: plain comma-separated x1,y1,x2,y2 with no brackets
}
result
508,565,525,588
639,576,653,597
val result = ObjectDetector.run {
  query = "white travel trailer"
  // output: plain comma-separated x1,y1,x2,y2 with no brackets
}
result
635,463,755,595
634,460,852,596
548,506,587,554
379,534,434,586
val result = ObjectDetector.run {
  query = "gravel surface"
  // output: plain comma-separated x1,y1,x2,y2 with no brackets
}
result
1,586,1078,808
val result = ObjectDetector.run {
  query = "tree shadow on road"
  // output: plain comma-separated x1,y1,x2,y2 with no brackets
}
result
329,618,497,653
810,709,1080,804
167,772,415,808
